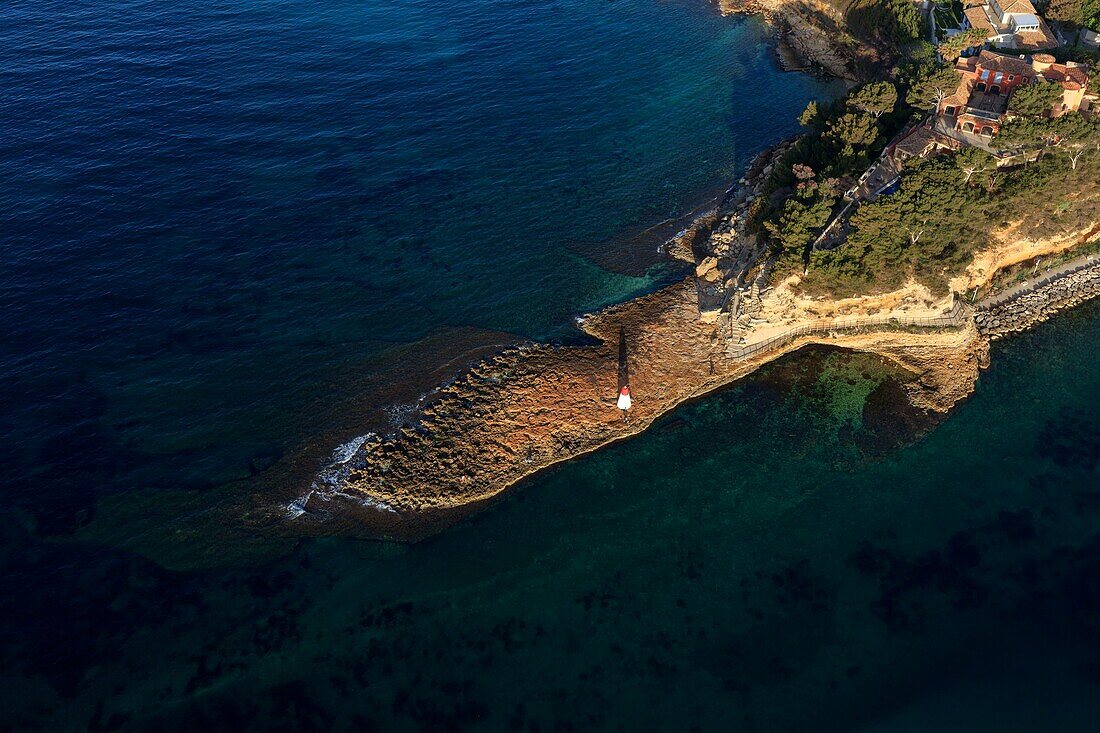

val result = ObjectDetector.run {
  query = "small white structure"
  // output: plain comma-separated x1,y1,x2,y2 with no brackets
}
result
617,386,632,411
1008,13,1040,32
961,0,1056,50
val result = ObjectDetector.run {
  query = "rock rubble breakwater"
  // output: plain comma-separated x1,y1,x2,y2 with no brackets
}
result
976,256,1100,340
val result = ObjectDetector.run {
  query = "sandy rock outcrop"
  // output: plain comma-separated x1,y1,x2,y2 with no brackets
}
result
314,272,986,538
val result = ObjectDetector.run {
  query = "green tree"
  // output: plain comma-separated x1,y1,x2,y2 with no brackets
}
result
1043,0,1100,27
997,113,1100,155
906,65,961,111
848,82,899,118
900,42,940,75
803,158,986,294
897,0,926,40
937,28,986,62
1043,0,1081,22
782,118,1100,298
997,116,1063,150
847,0,927,44
765,198,834,271
884,0,926,42
828,113,879,151
955,147,993,184
1008,81,1064,117
1053,114,1100,169
799,100,822,130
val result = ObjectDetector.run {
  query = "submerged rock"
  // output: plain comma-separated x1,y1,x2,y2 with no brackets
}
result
325,274,989,540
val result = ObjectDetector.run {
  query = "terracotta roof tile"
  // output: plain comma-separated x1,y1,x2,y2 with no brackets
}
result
1042,63,1090,90
999,0,1038,15
893,127,937,157
1012,25,1058,51
944,75,977,108
964,6,997,33
956,56,979,73
977,50,1034,77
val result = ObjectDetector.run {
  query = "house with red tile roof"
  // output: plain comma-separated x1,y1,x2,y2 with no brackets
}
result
960,0,1057,51
936,51,1092,139
939,52,1035,137
887,124,962,165
1030,55,1092,117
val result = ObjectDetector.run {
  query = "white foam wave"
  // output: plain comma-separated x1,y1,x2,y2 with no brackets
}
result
320,489,399,514
330,434,369,465
287,432,399,520
286,492,312,519
385,402,417,427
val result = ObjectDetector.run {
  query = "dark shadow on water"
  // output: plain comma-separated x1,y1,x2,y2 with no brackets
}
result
617,324,629,393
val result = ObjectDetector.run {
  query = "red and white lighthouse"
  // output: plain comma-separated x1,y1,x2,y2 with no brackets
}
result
616,385,632,411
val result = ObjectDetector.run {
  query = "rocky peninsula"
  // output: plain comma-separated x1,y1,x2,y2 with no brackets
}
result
290,5,1100,539
295,127,1098,539
299,276,987,539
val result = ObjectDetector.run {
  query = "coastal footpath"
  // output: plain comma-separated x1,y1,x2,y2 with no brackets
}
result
976,254,1100,339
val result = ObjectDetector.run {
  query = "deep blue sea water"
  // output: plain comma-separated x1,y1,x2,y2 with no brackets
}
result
2,0,834,521
3,0,1100,730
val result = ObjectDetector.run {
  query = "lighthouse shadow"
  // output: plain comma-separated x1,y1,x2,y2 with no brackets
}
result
617,325,629,393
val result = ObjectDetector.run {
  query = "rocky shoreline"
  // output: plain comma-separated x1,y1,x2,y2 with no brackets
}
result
290,117,1099,540
298,274,988,539
716,0,878,81
290,130,999,539
976,257,1100,339
287,4,1100,540
318,243,1100,541
664,139,794,263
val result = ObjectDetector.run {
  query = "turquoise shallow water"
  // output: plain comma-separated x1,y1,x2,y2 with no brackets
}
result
2,0,835,525
4,0,1100,729
6,302,1100,730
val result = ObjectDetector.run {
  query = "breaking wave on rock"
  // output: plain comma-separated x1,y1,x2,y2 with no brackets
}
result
287,433,398,519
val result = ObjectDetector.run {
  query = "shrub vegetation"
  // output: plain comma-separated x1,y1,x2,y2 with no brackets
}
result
752,61,1100,298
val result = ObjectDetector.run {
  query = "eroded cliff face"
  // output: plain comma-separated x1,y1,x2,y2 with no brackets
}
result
952,223,1100,295
850,327,989,412
717,0,879,81
302,118,1094,539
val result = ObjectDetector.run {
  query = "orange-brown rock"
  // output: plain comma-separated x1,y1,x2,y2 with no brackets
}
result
322,276,988,539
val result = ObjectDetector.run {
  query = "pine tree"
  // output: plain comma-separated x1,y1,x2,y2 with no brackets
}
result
1008,82,1064,117
906,65,960,111
799,101,821,130
955,147,992,184
848,82,899,118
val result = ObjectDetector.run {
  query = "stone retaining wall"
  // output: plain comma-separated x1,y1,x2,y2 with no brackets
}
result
975,261,1100,339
